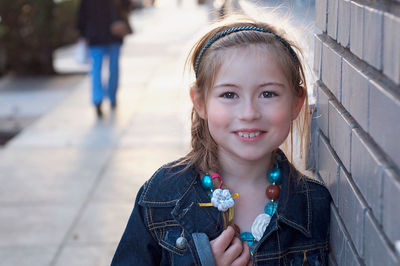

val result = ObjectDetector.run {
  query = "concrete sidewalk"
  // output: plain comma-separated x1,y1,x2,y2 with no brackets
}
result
0,1,211,265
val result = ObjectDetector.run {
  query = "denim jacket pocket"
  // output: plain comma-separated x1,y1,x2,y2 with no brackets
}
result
159,226,187,256
284,247,327,266
157,226,199,266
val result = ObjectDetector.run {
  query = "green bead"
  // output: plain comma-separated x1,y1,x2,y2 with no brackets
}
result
268,168,282,184
264,201,278,216
201,175,213,191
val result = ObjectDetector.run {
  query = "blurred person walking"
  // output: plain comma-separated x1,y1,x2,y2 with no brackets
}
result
77,0,132,118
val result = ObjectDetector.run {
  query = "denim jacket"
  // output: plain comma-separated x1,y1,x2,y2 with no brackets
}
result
111,151,331,265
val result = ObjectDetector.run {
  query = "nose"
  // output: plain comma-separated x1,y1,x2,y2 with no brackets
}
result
238,99,262,121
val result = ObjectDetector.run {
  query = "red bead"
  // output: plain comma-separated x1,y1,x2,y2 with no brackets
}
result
266,185,280,200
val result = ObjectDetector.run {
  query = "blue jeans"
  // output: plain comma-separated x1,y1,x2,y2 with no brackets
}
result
89,43,121,105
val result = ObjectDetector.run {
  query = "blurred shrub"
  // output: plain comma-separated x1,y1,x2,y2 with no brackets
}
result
0,0,80,76
53,0,80,48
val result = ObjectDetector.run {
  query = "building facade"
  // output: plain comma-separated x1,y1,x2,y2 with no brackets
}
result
312,0,400,265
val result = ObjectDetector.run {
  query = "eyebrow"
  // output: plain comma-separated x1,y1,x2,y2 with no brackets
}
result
213,83,239,89
213,82,285,89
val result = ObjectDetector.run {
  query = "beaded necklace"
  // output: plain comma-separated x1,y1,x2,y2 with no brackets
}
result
199,156,282,253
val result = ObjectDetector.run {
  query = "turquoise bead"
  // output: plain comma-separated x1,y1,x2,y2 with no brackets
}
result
240,232,254,247
268,168,282,184
264,201,278,216
201,175,213,191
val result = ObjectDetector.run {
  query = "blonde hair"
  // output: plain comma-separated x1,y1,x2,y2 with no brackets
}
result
182,15,310,175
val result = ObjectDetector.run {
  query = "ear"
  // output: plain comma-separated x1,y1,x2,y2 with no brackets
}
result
291,88,306,120
190,87,206,119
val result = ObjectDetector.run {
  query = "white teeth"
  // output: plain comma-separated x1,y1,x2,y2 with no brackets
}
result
237,131,261,139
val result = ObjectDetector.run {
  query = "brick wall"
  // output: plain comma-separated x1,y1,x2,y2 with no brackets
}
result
312,0,400,265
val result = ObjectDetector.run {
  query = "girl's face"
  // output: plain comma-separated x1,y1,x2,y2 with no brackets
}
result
192,45,304,165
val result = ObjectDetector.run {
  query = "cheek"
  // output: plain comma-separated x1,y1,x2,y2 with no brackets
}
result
207,109,230,128
206,102,232,133
266,107,292,133
268,105,292,122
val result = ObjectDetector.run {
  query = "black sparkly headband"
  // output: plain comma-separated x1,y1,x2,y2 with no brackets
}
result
194,26,299,77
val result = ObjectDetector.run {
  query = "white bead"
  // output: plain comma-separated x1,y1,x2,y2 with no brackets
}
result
222,189,232,198
211,188,235,212
251,213,271,241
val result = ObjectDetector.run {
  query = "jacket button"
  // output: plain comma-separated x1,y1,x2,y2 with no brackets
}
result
176,236,187,249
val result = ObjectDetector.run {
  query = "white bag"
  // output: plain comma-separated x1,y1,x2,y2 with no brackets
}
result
75,39,90,64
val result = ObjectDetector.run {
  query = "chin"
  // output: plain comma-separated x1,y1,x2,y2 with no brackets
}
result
236,151,273,162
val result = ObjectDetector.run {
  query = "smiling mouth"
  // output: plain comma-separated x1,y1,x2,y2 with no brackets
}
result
235,130,266,140
237,131,261,139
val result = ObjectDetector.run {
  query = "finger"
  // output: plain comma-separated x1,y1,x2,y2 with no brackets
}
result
225,237,243,259
247,257,254,266
232,241,251,266
210,226,236,254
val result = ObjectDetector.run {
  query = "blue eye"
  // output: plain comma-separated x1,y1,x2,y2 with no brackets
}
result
261,91,277,98
221,92,237,99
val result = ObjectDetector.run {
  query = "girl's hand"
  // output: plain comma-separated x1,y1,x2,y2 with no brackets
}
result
210,226,251,266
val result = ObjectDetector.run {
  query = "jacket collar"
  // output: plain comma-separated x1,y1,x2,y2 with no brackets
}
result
138,160,225,239
171,173,225,239
275,151,312,238
139,161,197,207
139,152,312,239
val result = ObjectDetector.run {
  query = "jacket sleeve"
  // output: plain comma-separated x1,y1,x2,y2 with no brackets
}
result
111,184,161,265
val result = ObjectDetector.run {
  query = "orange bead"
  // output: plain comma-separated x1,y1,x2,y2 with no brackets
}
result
266,184,280,200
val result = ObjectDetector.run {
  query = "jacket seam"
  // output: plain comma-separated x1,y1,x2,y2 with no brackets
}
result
304,177,326,187
146,208,161,242
149,223,181,230
278,180,316,236
148,219,179,227
279,216,310,235
159,238,186,256
255,242,328,261
142,199,179,204
144,206,159,243
255,241,328,258
180,176,198,202
141,163,197,205
149,205,154,225
187,240,201,266
305,180,311,233
142,167,163,201
141,167,182,204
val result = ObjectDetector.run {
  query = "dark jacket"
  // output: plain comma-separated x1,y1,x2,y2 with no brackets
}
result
77,0,130,46
111,151,331,265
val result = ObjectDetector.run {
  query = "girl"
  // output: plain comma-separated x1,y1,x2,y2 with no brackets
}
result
111,16,331,266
